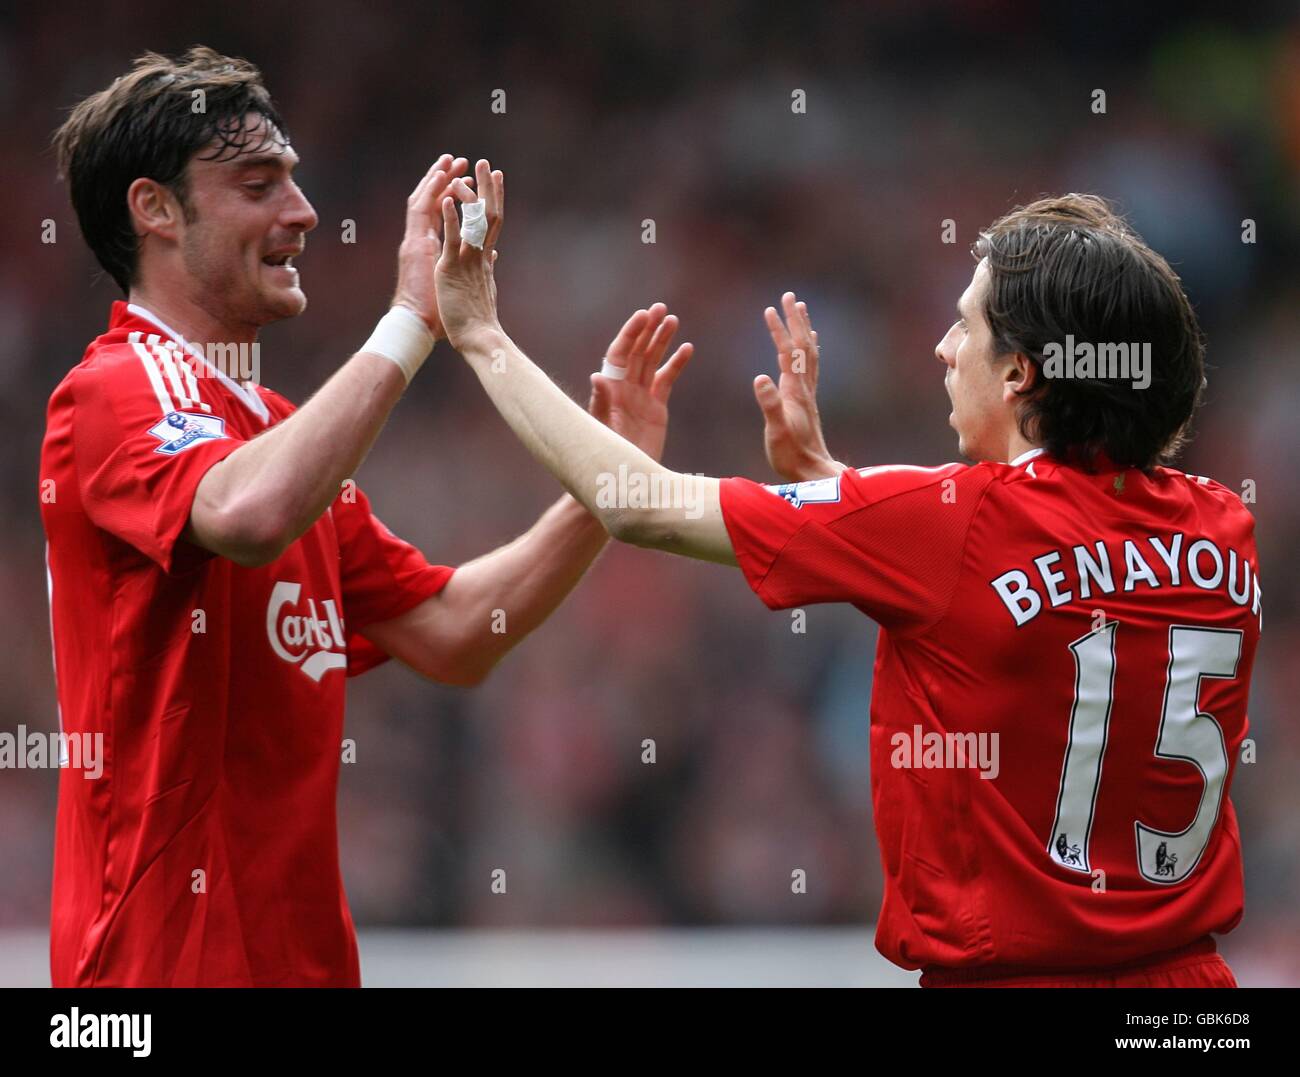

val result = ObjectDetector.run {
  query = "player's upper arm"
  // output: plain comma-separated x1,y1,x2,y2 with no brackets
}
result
182,454,286,568
358,586,484,685
71,344,244,574
719,464,994,633
333,483,455,678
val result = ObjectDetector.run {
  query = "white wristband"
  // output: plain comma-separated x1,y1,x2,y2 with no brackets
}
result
599,358,627,380
362,305,435,384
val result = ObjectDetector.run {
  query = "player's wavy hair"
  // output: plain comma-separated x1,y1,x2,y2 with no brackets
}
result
972,194,1206,472
52,46,287,293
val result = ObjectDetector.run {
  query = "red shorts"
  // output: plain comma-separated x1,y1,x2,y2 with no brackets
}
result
920,936,1237,988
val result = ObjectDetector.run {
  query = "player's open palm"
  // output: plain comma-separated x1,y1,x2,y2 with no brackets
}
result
589,304,694,462
391,153,471,339
755,292,841,481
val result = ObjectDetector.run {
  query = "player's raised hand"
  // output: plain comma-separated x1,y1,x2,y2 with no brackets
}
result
755,292,844,481
391,153,472,340
435,158,505,350
588,303,694,462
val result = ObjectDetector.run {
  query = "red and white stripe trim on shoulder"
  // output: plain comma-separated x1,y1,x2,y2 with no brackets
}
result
128,331,211,415
125,303,270,423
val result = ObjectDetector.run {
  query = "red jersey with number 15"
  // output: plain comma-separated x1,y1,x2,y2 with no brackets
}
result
40,302,453,986
720,449,1260,973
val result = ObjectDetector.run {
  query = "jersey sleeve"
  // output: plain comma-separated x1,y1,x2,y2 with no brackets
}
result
331,483,455,676
71,345,245,575
719,464,994,634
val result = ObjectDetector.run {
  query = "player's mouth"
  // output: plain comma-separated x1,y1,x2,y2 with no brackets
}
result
261,250,302,280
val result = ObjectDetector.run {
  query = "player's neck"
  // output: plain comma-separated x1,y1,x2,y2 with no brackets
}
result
126,288,258,382
1002,430,1041,465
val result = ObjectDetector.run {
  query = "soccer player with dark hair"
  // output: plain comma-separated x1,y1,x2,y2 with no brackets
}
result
435,165,1261,988
41,49,693,987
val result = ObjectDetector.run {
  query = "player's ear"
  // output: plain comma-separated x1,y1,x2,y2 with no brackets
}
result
1003,350,1039,403
127,176,186,243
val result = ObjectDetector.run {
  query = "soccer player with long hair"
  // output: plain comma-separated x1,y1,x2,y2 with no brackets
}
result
435,163,1260,988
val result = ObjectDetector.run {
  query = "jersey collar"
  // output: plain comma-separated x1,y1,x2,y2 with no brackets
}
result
113,301,271,423
1009,447,1047,468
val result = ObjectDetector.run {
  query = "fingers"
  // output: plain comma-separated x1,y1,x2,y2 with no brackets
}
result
407,154,466,239
651,342,694,402
622,302,665,386
473,159,504,250
753,374,786,425
428,158,470,205
604,309,651,379
767,293,819,381
408,154,451,206
765,305,795,373
781,292,802,334
633,305,672,386
799,302,819,377
449,176,477,204
630,301,666,353
440,195,462,257
644,313,679,369
782,292,807,350
588,373,612,423
488,166,504,248
782,292,817,376
605,302,680,388
797,302,815,340
406,163,447,238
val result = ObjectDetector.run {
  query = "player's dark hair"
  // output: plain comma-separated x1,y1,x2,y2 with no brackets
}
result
52,46,287,293
972,194,1206,472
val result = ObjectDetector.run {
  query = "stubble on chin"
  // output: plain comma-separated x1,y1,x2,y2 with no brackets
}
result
247,278,308,326
277,286,308,319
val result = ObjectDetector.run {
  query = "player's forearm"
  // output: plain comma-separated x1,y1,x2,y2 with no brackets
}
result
188,349,407,566
436,493,609,682
458,327,672,536
457,327,735,562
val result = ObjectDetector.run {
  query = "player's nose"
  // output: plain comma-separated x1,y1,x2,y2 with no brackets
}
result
936,321,963,366
283,184,319,234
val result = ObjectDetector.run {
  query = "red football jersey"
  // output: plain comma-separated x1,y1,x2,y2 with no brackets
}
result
40,302,454,986
720,449,1261,972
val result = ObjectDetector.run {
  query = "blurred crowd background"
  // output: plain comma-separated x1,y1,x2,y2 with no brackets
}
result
1,1,1297,984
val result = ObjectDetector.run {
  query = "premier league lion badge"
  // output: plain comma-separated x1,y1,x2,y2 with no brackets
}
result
148,410,227,455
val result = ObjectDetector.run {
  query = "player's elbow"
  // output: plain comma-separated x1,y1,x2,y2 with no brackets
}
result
604,505,677,550
193,499,293,569
440,664,492,689
224,517,294,568
420,625,500,688
421,648,494,688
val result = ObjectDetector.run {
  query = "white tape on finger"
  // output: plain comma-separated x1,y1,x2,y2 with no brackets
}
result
599,358,628,381
461,200,488,249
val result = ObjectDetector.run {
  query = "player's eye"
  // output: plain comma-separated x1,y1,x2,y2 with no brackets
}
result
242,181,270,195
